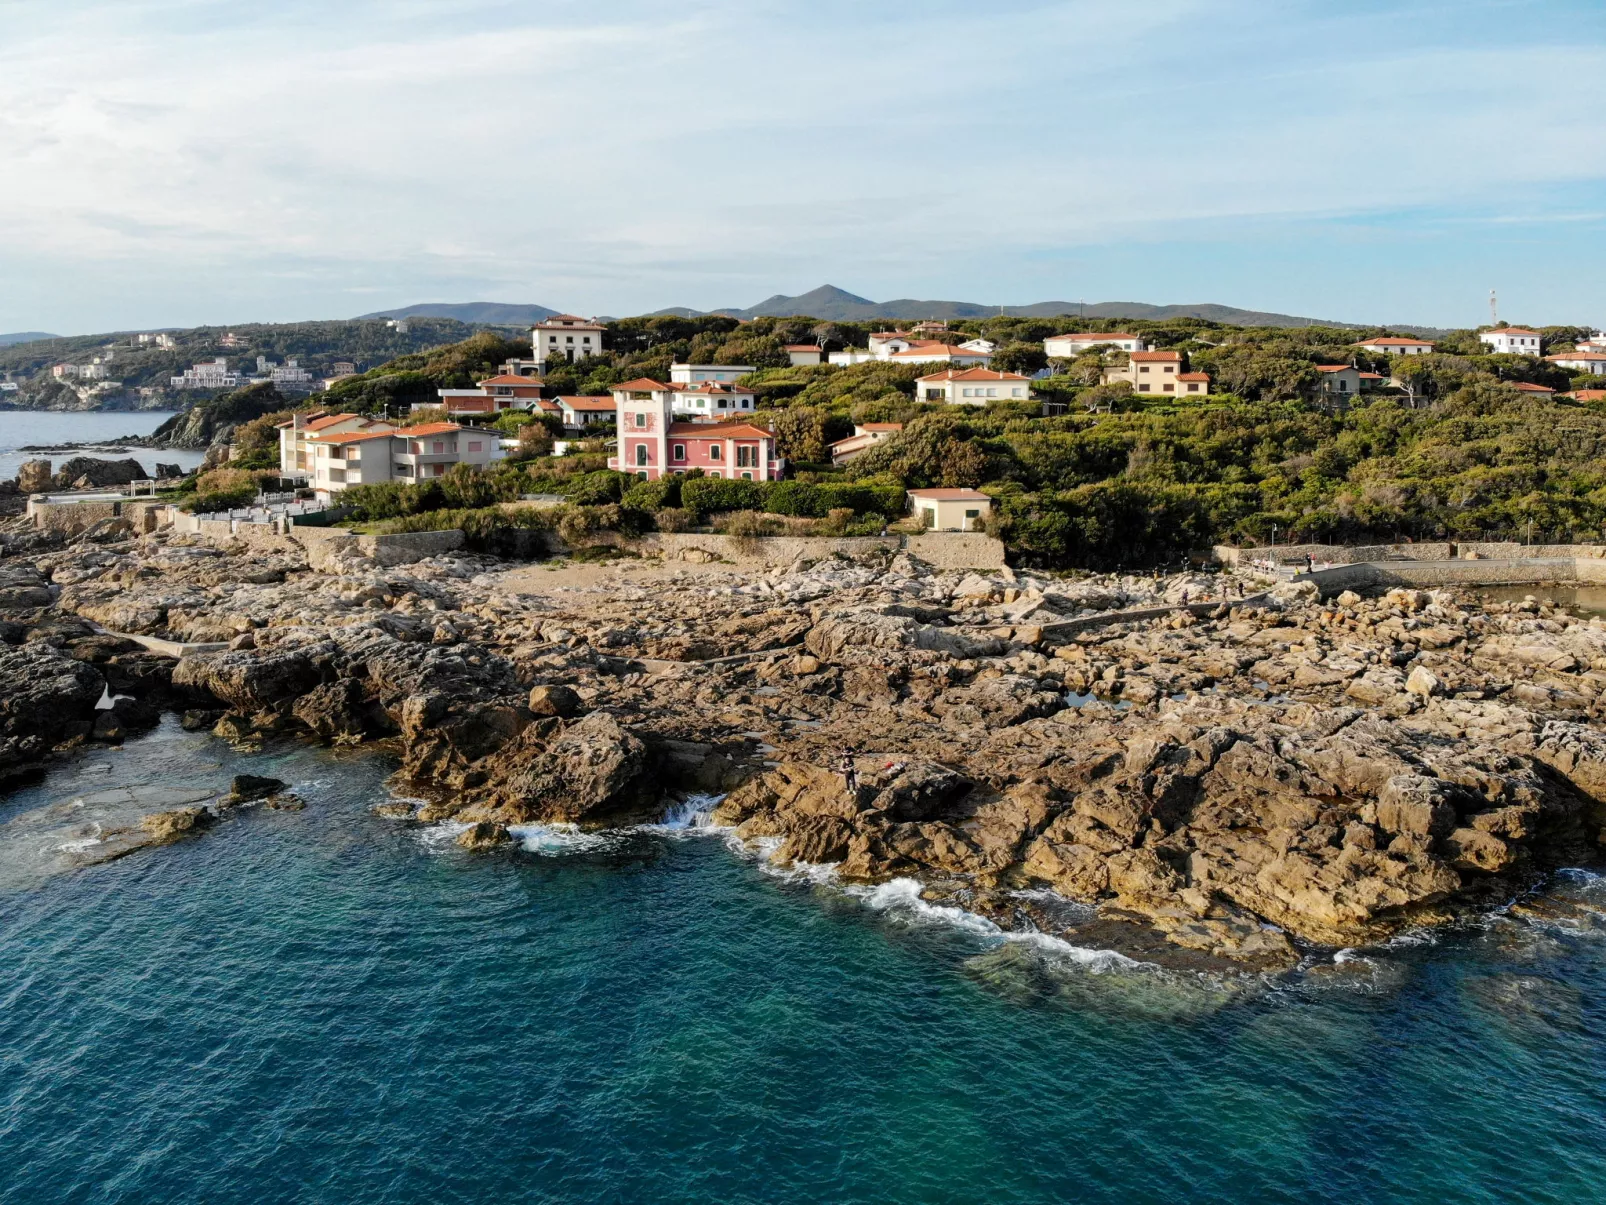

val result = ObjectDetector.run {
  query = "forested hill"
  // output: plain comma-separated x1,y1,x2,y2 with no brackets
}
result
0,318,476,412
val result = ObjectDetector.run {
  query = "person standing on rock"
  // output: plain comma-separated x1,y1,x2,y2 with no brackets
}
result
839,750,858,798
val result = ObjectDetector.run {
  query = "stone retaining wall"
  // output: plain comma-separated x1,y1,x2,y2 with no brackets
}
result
1219,541,1606,566
1214,542,1453,565
617,531,1007,570
29,498,168,535
1304,557,1606,595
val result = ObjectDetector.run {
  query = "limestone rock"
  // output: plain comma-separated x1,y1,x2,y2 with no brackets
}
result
527,684,581,717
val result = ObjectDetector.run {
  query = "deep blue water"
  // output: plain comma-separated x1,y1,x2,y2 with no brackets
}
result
3,721,1606,1204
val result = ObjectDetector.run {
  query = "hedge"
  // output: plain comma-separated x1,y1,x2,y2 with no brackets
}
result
680,476,904,518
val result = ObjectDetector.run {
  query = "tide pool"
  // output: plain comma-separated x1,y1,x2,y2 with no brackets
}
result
2,721,1604,1204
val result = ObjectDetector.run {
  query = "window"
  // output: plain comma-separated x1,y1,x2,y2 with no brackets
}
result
718,399,728,408
1188,383,1200,393
987,388,997,397
468,441,482,452
565,336,574,343
635,445,648,466
1163,365,1174,373
708,470,721,478
741,471,753,480
961,388,972,397
433,441,445,453
673,444,685,461
1338,379,1349,392
709,444,722,460
583,336,592,344
1164,384,1174,392
638,471,648,480
737,446,756,467
1138,366,1150,373
635,412,646,428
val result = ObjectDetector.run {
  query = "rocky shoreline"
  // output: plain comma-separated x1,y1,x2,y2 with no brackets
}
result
2,514,1605,972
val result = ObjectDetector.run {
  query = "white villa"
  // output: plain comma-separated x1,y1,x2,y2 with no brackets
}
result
1548,351,1606,376
533,315,605,369
916,367,1033,405
1355,336,1435,356
669,363,755,384
277,412,397,477
305,422,501,498
1480,327,1543,355
1044,332,1148,358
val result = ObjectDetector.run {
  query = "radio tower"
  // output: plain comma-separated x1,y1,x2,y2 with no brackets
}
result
1489,289,1498,325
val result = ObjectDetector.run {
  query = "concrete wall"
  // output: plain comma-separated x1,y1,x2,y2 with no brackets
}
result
355,529,465,565
182,519,464,568
905,532,1008,568
29,498,169,535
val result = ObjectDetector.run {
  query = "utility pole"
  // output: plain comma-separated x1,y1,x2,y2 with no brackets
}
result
1490,289,1498,326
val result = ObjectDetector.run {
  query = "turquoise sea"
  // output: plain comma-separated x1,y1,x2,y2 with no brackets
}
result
3,720,1606,1204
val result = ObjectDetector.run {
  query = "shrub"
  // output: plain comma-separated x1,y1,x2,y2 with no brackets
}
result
622,476,681,510
183,487,256,514
654,507,695,532
682,476,767,514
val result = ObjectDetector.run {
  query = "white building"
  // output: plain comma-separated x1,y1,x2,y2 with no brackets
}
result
670,381,757,418
668,363,755,384
78,363,108,381
916,367,1032,405
278,412,397,477
137,332,176,348
533,315,605,369
827,348,877,367
958,338,996,354
1355,336,1434,356
1044,332,1148,358
907,488,993,532
171,358,239,389
1480,327,1543,355
828,423,902,464
51,364,78,379
785,345,823,367
886,343,992,368
1548,351,1606,377
556,396,618,427
306,422,501,498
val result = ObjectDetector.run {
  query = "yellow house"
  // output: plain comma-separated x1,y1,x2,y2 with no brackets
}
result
908,488,993,532
1102,350,1211,396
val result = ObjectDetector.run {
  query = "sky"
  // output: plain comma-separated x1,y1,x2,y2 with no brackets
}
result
3,0,1605,334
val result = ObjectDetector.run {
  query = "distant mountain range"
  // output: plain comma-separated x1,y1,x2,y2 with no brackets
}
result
360,286,1384,329
0,332,59,347
357,302,560,325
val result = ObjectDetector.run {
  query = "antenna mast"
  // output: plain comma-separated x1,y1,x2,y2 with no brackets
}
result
1489,289,1498,325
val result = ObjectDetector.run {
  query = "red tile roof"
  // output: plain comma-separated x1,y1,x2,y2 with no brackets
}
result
1568,389,1606,400
916,367,1030,382
1511,381,1554,393
307,429,397,444
888,344,988,359
1487,327,1541,336
1356,337,1434,347
557,396,617,410
610,378,670,392
784,344,821,352
401,422,467,436
1549,352,1606,361
477,374,545,386
1046,332,1139,342
1176,372,1211,382
860,422,903,431
907,488,991,501
1129,350,1184,362
1315,365,1357,373
666,422,773,439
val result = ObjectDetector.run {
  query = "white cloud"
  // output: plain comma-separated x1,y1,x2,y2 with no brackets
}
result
2,0,1604,329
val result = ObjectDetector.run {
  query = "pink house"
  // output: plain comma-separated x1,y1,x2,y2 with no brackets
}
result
606,378,783,480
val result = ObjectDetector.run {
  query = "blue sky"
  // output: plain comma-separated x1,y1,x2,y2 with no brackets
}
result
2,0,1604,332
